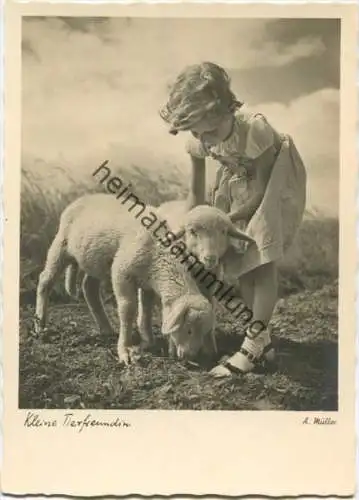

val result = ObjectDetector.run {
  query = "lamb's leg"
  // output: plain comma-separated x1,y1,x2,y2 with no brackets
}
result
168,336,177,358
81,274,116,337
136,288,155,350
35,235,68,334
113,278,139,365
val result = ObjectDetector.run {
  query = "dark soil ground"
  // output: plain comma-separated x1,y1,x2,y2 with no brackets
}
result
19,280,338,411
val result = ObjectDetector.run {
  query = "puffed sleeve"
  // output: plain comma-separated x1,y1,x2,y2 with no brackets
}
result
245,114,275,160
185,136,208,159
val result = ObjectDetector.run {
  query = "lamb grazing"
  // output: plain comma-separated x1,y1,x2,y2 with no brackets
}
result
149,199,258,351
35,193,216,365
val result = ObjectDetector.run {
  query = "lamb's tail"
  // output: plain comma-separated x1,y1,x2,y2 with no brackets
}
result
64,262,82,298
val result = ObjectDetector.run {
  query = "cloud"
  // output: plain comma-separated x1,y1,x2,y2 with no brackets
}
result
252,36,326,68
251,88,339,216
21,18,338,216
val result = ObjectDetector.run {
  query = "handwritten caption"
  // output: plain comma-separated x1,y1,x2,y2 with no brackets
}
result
302,416,337,425
24,411,131,433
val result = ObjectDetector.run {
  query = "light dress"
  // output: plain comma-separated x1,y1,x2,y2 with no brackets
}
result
185,105,307,279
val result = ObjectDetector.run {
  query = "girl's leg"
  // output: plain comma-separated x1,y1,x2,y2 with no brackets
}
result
251,261,278,326
238,270,255,310
211,261,278,376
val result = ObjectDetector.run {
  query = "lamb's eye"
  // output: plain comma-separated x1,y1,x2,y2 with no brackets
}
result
188,330,193,336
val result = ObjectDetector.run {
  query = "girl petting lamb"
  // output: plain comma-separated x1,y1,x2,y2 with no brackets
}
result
159,61,307,377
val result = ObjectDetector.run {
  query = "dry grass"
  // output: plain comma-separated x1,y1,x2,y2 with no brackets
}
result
19,282,338,410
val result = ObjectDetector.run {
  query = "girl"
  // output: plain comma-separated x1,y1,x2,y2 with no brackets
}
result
159,61,307,376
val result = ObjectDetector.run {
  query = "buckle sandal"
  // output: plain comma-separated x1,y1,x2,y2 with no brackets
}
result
210,328,276,378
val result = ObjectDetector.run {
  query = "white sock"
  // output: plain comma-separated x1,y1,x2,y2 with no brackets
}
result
241,327,271,358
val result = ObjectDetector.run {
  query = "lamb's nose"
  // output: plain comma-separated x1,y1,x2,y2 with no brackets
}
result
203,255,218,270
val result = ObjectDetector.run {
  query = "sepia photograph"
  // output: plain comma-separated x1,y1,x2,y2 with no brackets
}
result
19,15,341,411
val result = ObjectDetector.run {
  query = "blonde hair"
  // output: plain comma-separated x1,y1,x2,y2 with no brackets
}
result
160,62,242,134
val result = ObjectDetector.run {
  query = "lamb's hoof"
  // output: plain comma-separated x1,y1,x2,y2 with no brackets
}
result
129,345,143,362
33,325,41,336
168,344,177,359
118,345,142,365
33,318,44,336
118,346,133,365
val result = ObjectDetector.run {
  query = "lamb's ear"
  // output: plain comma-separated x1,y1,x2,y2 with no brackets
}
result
227,222,256,244
162,298,188,336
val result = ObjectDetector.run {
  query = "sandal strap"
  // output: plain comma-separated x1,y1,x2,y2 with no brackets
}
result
220,341,275,375
262,342,274,355
240,342,275,364
239,346,257,363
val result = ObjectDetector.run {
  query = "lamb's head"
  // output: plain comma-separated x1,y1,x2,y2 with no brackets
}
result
175,206,255,271
161,294,215,360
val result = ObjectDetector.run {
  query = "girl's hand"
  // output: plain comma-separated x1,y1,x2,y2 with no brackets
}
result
228,210,246,223
228,191,264,222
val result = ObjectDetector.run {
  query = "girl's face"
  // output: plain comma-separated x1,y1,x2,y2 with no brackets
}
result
190,113,233,145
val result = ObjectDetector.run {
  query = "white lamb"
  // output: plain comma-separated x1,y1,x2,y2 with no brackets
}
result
35,193,218,365
156,199,255,286
156,199,277,369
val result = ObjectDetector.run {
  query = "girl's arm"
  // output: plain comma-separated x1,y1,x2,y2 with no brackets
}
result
185,155,206,210
228,146,275,222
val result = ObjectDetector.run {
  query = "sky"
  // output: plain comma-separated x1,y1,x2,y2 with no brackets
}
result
22,17,340,216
